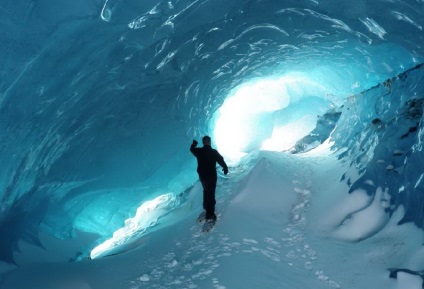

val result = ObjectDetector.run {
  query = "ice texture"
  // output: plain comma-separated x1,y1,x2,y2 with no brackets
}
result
1,0,424,288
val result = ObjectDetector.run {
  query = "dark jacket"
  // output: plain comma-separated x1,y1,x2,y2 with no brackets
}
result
190,144,228,177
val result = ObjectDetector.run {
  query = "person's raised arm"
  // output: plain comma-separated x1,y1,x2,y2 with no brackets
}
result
190,139,199,156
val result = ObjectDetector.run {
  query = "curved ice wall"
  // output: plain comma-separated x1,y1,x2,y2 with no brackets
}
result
0,0,424,262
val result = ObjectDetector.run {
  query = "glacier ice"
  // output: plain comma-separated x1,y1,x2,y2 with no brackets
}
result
1,0,424,288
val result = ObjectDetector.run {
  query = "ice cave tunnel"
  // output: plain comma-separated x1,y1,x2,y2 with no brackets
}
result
1,0,424,288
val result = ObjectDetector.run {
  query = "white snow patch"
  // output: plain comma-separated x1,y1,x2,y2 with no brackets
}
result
396,272,422,289
332,187,390,241
139,274,150,282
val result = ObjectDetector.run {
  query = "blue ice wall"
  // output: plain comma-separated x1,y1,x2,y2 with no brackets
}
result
1,0,424,263
331,63,424,229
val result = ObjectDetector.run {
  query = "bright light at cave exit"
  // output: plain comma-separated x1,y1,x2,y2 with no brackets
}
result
213,75,325,164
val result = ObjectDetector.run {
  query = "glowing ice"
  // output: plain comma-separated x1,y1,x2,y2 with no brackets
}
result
90,193,179,259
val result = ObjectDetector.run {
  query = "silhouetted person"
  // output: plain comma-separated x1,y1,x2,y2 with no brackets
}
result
190,136,228,221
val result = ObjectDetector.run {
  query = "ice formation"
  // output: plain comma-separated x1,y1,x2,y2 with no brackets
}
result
1,0,424,288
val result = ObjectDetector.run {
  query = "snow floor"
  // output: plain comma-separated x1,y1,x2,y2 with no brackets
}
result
1,146,423,289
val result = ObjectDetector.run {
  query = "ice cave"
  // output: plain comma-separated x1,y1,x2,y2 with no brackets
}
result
1,0,424,288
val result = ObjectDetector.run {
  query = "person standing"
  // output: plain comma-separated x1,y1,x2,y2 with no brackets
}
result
190,136,228,222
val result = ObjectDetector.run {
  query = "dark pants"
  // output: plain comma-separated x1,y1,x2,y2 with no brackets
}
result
199,174,217,219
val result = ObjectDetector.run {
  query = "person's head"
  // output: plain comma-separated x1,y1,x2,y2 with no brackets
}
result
202,135,211,145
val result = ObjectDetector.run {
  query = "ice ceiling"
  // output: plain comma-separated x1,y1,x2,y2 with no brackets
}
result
1,0,424,265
